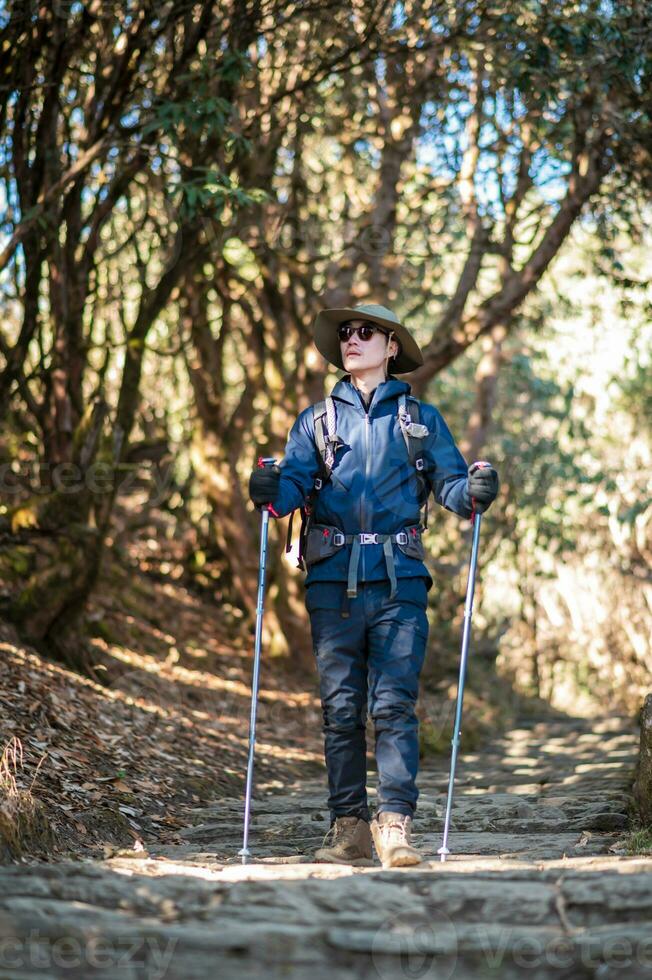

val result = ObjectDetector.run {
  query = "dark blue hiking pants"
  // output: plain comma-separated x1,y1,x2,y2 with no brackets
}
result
305,578,430,824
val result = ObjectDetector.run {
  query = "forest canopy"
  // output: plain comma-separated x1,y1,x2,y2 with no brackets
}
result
0,0,650,709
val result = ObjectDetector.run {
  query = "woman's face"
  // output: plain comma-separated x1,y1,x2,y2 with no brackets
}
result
339,320,398,374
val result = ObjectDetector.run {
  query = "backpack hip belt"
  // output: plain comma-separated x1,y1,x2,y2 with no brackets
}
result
302,522,425,601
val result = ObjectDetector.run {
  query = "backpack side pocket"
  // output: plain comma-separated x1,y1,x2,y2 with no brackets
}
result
396,524,425,561
304,524,344,567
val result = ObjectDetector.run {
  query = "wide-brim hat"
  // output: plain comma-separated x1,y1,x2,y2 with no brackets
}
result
313,302,424,374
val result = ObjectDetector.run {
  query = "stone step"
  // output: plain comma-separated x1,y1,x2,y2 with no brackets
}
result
0,714,642,980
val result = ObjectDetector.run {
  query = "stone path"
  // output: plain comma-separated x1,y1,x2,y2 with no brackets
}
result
2,714,650,979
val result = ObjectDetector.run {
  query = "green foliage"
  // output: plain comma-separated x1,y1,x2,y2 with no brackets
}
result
426,230,651,710
142,95,235,140
177,170,268,220
142,52,252,142
624,827,652,855
139,49,264,219
612,329,652,436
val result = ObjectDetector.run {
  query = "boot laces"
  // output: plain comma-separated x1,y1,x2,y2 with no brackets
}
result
382,816,411,846
322,816,358,847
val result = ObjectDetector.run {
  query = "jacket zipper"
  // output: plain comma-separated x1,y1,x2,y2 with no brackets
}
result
363,412,370,578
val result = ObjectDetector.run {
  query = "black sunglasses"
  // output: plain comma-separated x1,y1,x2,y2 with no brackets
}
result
337,322,389,343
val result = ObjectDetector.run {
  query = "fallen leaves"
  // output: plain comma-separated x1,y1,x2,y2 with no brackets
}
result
0,555,323,860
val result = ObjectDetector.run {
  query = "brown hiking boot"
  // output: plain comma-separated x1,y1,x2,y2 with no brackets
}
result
370,811,422,869
314,816,374,866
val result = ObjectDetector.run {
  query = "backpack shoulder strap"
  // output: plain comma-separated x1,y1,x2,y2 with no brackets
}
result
285,396,338,568
398,393,426,466
313,399,328,485
398,393,431,529
312,396,337,488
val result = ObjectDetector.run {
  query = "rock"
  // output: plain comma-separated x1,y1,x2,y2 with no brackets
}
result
571,812,628,832
0,790,56,863
634,693,652,825
514,801,535,817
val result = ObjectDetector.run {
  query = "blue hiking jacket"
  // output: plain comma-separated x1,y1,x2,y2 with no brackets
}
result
270,374,473,591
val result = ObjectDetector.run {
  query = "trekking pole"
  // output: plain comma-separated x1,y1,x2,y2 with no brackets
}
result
238,456,277,865
437,498,484,863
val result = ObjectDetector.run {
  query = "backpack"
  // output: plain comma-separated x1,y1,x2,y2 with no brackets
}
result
285,393,431,570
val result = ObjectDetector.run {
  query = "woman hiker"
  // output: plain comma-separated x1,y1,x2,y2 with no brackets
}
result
248,303,499,868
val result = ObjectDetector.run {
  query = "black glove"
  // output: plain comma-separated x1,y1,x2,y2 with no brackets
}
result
248,463,281,509
467,461,499,513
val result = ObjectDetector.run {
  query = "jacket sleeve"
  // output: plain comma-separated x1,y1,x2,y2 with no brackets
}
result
270,407,320,518
421,405,473,520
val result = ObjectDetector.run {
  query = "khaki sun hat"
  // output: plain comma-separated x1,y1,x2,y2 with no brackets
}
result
313,302,424,374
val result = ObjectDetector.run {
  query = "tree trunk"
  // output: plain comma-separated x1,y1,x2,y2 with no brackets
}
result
189,380,315,669
635,694,652,827
1,398,114,677
461,324,506,461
